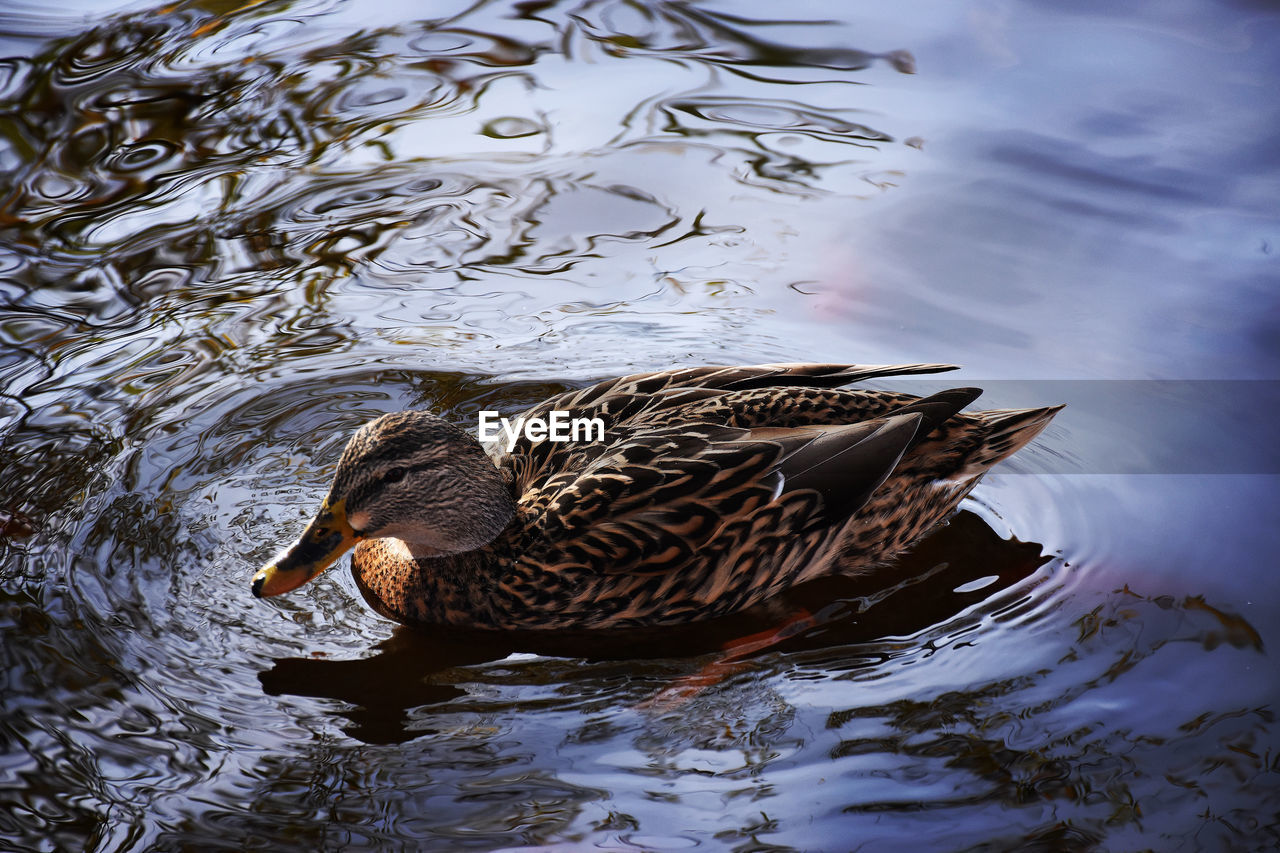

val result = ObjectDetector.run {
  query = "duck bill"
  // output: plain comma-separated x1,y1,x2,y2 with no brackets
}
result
251,499,359,598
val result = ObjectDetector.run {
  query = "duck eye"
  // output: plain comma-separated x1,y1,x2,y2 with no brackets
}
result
382,466,407,484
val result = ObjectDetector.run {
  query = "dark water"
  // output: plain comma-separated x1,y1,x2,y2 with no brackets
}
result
2,0,1278,850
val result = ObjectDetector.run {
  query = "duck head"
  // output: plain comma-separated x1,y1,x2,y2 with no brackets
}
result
251,410,516,598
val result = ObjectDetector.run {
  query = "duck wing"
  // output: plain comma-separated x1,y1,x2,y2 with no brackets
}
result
515,413,923,578
502,363,958,491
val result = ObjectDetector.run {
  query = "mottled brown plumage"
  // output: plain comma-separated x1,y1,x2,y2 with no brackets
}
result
251,363,1062,630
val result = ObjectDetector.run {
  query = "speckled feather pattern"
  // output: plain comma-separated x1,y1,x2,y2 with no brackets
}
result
348,364,1061,630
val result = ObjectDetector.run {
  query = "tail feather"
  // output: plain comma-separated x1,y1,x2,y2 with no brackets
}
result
963,404,1064,474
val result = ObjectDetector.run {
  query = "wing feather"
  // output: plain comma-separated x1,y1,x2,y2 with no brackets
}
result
502,363,958,490
518,412,928,579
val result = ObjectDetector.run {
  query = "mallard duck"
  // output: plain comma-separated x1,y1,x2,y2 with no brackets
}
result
251,363,1061,630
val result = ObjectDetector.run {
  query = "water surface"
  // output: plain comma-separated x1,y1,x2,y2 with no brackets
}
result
2,0,1278,850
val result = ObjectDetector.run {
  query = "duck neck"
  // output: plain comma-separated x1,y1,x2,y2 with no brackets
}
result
351,532,516,628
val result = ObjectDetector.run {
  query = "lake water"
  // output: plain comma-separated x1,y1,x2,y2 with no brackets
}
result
2,0,1278,850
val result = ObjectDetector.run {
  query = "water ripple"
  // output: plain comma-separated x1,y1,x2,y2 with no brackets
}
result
2,0,1275,850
